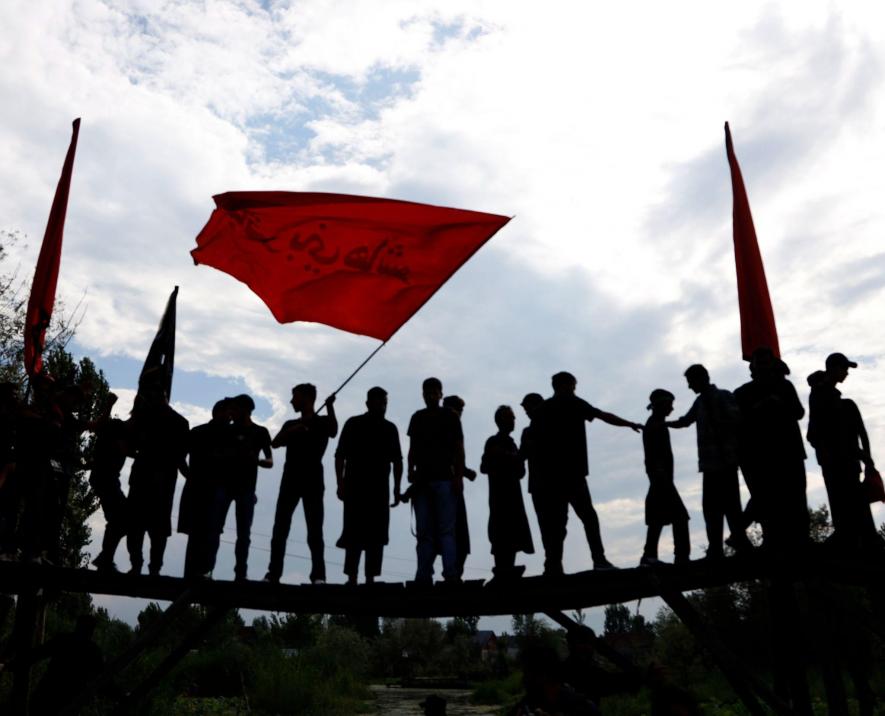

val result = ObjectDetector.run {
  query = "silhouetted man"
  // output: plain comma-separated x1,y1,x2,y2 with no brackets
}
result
533,372,641,573
520,392,560,573
209,394,272,580
335,386,403,585
265,384,337,584
407,377,464,584
127,384,190,576
179,398,231,578
443,394,475,578
90,393,132,572
807,352,881,552
641,389,690,566
734,348,808,553
669,364,752,559
481,405,534,579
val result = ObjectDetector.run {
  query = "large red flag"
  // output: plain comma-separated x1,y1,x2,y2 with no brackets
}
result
24,118,81,377
724,122,780,360
191,192,510,340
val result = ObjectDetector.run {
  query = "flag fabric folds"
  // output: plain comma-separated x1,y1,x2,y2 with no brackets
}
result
191,192,511,341
724,122,781,360
24,118,81,377
139,286,178,400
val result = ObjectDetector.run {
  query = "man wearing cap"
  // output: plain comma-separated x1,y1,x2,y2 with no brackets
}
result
807,353,880,551
669,364,752,559
533,372,642,573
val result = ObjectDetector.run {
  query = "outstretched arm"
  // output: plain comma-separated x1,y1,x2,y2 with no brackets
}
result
597,410,643,433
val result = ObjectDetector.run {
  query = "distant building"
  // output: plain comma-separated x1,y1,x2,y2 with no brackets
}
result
472,630,498,662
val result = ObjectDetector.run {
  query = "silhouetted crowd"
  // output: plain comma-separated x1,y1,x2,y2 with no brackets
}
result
0,347,881,584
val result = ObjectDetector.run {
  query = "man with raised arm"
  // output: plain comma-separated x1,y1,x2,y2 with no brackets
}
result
407,377,464,585
265,384,337,584
533,371,642,574
335,386,403,585
668,364,752,559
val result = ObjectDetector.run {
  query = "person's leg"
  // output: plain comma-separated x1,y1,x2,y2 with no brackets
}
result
702,471,725,558
413,486,435,583
148,530,167,576
203,488,232,576
722,468,752,550
366,545,383,582
303,489,326,583
127,526,145,574
672,520,691,563
533,489,567,575
567,478,607,565
233,491,256,580
643,524,663,560
344,548,360,584
493,549,516,576
267,479,299,581
96,485,127,567
433,481,458,580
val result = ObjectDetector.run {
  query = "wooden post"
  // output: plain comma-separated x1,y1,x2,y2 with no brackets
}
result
10,587,40,716
544,609,643,678
653,575,790,716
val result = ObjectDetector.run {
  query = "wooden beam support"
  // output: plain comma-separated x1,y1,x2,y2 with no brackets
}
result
652,574,791,716
114,606,230,715
544,609,643,679
9,586,40,716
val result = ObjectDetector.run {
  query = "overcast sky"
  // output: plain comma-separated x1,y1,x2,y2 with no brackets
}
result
3,1,885,633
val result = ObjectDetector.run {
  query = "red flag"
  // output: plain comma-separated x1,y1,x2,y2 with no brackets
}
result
24,118,81,377
724,122,780,360
191,192,510,340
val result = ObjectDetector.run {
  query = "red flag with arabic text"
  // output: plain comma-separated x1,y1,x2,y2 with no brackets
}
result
724,122,780,360
24,118,81,377
191,192,510,340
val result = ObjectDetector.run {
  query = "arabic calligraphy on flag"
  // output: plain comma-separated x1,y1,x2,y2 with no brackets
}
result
191,192,511,340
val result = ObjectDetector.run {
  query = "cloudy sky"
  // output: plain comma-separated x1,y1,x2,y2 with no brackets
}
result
3,1,885,633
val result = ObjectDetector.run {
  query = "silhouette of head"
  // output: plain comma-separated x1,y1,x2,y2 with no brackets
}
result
291,383,317,413
825,352,856,384
443,394,465,417
551,371,577,396
647,389,675,416
366,386,388,416
422,377,443,408
419,694,447,716
684,365,709,394
521,392,544,420
494,405,515,433
211,398,233,421
231,394,255,422
807,370,827,388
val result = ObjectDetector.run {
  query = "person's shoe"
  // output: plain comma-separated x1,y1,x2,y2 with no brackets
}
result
674,556,691,566
234,574,247,583
129,564,143,576
639,555,662,567
92,555,119,573
593,558,617,571
262,572,280,584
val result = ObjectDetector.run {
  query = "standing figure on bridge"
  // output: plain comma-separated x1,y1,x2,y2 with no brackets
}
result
179,398,232,578
265,384,337,584
335,386,403,585
127,383,190,575
668,364,752,559
734,348,808,554
807,353,881,553
209,394,272,581
640,389,689,566
481,405,534,579
0,382,20,560
407,377,465,585
533,372,641,574
90,393,133,573
443,394,476,579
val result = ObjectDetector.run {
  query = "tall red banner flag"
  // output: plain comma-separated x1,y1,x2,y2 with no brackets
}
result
724,122,780,360
191,192,510,340
24,118,81,377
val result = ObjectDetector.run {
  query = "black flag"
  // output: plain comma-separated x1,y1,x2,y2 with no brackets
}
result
139,286,178,400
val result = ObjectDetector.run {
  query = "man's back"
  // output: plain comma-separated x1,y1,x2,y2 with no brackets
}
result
534,394,600,478
408,406,462,482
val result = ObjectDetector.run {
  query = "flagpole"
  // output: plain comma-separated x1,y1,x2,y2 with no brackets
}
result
317,339,389,413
